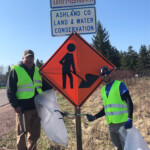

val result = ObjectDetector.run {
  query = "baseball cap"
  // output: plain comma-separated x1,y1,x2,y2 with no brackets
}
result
23,49,34,58
100,66,110,75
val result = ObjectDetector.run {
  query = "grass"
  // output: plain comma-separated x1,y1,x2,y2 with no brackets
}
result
0,77,150,150
0,86,6,89
0,130,16,150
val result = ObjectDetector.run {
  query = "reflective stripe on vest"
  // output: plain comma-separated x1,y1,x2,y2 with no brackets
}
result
104,104,127,109
17,88,34,92
13,65,43,99
105,109,128,116
101,80,128,124
34,80,42,84
17,83,33,88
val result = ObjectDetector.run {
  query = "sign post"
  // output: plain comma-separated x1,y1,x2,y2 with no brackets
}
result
49,1,99,149
75,108,82,150
39,31,116,149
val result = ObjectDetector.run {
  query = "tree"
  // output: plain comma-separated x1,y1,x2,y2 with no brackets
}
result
36,59,43,68
120,51,128,69
126,46,138,70
92,21,110,57
0,65,4,83
92,21,120,68
136,45,150,75
107,46,120,68
5,66,11,81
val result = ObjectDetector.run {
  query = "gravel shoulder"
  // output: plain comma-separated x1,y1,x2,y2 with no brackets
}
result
0,104,15,137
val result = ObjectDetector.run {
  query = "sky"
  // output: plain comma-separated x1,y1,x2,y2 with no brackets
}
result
0,0,150,72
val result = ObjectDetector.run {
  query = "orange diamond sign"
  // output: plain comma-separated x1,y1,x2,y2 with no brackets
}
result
39,32,116,107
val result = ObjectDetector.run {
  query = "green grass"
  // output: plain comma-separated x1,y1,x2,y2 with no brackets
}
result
0,130,16,150
0,86,6,89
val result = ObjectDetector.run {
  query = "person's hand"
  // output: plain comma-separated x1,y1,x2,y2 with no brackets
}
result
86,114,96,122
124,118,132,129
15,106,22,115
59,111,68,117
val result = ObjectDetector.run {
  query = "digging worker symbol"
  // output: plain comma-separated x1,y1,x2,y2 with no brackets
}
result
59,43,99,89
59,43,76,89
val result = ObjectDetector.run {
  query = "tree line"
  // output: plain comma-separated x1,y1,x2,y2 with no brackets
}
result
0,21,149,85
92,21,150,76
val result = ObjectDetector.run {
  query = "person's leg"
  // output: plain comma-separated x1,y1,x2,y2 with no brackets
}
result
118,126,127,149
110,131,123,150
16,113,27,150
109,123,126,150
27,110,41,150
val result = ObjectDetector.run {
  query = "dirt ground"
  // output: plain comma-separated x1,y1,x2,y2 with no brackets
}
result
0,104,15,137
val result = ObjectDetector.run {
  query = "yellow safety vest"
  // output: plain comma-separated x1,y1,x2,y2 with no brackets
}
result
13,65,43,100
101,80,128,124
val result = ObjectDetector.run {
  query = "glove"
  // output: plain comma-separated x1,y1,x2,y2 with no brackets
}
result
86,114,96,122
59,111,68,117
124,118,132,129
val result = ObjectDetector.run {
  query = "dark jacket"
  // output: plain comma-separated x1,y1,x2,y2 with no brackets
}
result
7,62,53,111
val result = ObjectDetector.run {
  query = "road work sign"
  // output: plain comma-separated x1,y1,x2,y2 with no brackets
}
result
51,7,96,36
39,32,116,107
50,0,96,8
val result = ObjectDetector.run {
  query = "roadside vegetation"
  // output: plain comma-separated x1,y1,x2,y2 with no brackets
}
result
0,21,149,150
0,73,150,150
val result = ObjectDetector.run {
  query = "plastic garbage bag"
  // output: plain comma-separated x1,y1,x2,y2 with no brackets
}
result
119,126,150,150
34,89,68,147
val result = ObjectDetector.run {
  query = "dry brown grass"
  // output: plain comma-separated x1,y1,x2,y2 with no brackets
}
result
57,76,150,150
1,75,149,150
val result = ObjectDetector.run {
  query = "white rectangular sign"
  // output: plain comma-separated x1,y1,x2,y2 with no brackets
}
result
50,0,96,8
51,7,97,36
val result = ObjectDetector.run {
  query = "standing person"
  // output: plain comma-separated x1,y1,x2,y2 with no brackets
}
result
86,66,133,150
7,49,52,150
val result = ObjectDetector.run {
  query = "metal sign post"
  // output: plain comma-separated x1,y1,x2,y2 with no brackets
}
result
75,107,82,150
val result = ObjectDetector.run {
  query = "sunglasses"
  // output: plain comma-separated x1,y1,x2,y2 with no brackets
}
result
100,71,110,76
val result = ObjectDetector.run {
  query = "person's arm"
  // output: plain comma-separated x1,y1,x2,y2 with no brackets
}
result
94,107,105,118
42,78,53,91
86,107,105,122
7,69,21,114
121,91,133,119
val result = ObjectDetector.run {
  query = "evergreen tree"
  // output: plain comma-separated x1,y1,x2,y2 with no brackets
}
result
126,46,138,70
106,46,120,68
120,51,128,69
136,45,150,75
92,21,120,67
92,21,110,57
5,66,11,81
36,59,43,68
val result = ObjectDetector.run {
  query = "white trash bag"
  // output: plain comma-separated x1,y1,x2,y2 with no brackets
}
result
119,126,150,150
34,89,68,147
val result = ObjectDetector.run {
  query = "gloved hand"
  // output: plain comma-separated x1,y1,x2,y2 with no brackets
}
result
86,114,96,122
124,118,132,129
